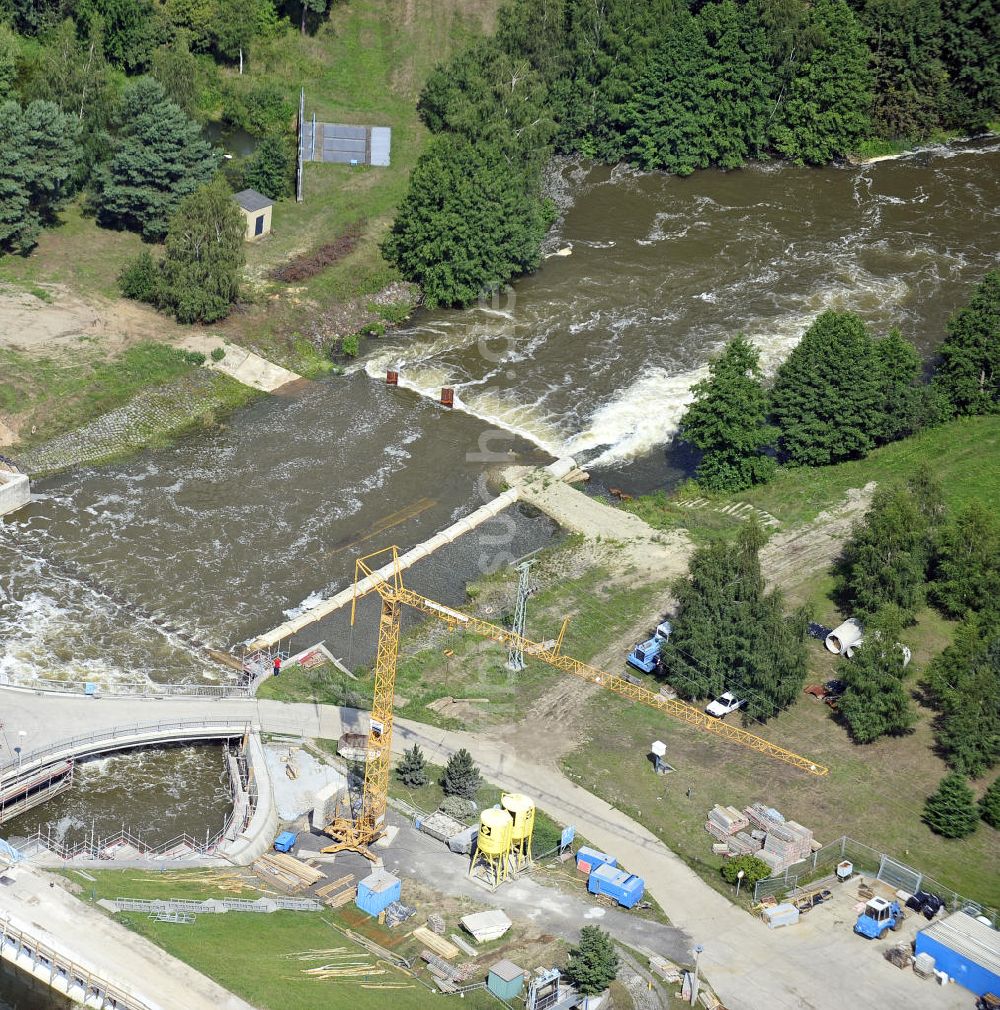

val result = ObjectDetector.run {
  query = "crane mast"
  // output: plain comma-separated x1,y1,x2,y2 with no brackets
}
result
322,547,828,856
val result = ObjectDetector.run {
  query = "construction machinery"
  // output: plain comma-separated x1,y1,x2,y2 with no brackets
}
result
322,546,829,856
854,897,904,939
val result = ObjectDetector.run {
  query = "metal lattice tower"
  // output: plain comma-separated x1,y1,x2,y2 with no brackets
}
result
507,560,535,672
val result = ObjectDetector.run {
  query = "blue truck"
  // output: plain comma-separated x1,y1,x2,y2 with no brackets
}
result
626,621,672,674
854,897,904,938
587,863,645,909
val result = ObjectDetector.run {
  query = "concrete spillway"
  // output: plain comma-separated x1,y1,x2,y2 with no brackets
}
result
245,457,581,652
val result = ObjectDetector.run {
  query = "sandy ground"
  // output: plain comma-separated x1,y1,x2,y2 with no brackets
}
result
0,284,185,356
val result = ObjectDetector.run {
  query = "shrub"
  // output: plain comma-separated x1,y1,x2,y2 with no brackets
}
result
720,854,771,887
341,333,360,357
439,795,476,821
210,346,226,362
118,250,160,303
184,350,207,366
362,322,385,337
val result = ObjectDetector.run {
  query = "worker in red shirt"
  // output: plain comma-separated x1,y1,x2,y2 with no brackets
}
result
273,655,282,677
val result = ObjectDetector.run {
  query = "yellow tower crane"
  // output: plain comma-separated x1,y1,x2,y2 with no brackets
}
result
322,547,828,856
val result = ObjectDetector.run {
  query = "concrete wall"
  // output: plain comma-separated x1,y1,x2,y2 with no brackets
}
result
0,471,29,517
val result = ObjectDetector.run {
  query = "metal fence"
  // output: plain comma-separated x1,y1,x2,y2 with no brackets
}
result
752,834,998,926
111,897,321,914
0,675,252,700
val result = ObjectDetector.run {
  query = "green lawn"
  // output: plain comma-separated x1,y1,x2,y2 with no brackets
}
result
626,416,1000,537
68,867,496,1010
0,342,254,451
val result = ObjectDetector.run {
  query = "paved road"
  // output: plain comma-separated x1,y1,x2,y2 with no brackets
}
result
0,691,971,1010
3,863,254,1010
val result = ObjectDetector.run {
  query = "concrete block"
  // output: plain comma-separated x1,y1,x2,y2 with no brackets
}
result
0,471,29,517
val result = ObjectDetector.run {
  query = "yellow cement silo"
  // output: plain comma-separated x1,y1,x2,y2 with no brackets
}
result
469,807,513,890
501,793,535,869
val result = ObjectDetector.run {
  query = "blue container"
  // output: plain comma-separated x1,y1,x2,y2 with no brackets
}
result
273,831,297,853
587,864,645,909
355,869,401,917
914,912,1000,996
576,847,617,875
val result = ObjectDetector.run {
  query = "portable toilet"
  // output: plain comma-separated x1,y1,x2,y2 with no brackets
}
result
355,869,401,917
487,959,526,1000
576,846,617,875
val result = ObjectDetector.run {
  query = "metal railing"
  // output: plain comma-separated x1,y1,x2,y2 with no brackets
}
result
0,720,252,780
0,917,156,1010
111,897,322,914
752,834,998,926
0,675,252,700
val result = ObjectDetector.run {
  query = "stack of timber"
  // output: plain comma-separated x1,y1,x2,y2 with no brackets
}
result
413,927,460,959
253,852,325,892
316,873,356,908
650,956,682,983
705,805,749,841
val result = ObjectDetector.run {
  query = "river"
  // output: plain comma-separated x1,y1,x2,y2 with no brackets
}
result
0,137,997,848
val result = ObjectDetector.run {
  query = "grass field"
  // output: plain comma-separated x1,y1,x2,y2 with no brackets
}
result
626,415,1000,538
0,342,255,450
66,868,497,1010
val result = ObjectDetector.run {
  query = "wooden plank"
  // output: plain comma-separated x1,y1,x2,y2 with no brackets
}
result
412,927,459,959
325,889,355,909
316,874,354,897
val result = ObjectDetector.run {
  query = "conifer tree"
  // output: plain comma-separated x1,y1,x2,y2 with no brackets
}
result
933,271,1000,417
769,311,882,466
565,926,619,996
0,99,78,253
923,771,980,838
979,777,1000,829
242,134,295,200
442,748,482,800
94,76,220,241
679,334,776,493
837,607,916,743
396,744,428,788
873,329,923,444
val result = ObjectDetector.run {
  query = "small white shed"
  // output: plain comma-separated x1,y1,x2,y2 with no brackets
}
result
234,189,273,241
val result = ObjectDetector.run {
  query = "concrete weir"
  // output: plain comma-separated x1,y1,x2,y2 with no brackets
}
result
246,457,584,651
0,469,30,517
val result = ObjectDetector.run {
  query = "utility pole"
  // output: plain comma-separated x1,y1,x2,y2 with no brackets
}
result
506,560,535,672
296,87,305,203
690,945,704,1006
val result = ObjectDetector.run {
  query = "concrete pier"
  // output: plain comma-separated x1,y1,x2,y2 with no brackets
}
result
0,469,29,517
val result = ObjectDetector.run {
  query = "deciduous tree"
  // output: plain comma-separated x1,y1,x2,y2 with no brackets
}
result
930,501,1000,617
769,311,882,466
923,771,979,838
924,608,1000,777
156,176,245,323
679,334,776,492
874,329,923,444
94,77,220,240
837,607,916,743
838,484,931,621
382,133,554,307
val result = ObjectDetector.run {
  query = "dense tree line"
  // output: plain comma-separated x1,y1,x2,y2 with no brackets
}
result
386,0,997,304
0,0,312,257
677,271,999,493
660,520,809,722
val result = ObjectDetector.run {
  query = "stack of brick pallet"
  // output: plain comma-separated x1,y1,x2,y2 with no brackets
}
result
705,805,749,841
758,820,813,874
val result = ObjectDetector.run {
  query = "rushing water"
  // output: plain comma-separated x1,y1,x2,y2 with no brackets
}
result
0,137,997,838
